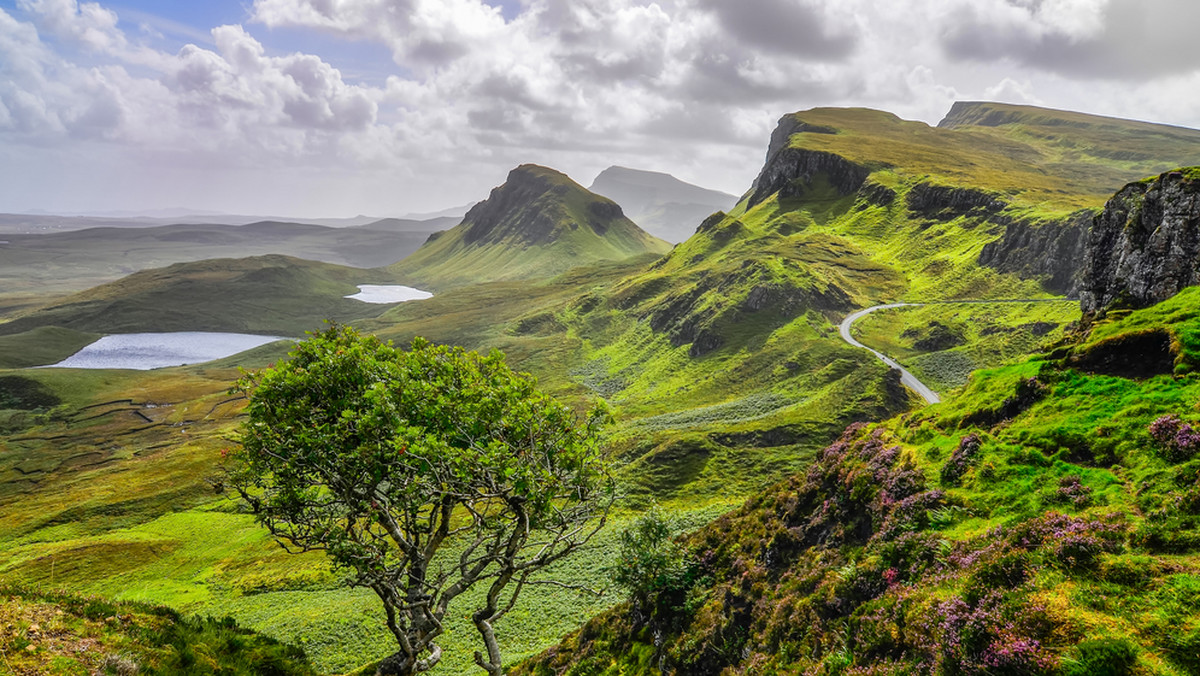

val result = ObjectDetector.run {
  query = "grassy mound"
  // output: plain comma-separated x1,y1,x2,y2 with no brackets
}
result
0,585,314,675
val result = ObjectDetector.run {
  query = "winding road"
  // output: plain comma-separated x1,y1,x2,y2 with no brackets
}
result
838,299,1078,405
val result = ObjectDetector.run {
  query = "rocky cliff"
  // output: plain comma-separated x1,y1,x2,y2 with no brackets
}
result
978,211,1091,297
745,115,865,209
1081,168,1200,314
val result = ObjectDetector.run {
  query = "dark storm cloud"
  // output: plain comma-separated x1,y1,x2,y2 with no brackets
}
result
942,0,1200,80
697,0,856,60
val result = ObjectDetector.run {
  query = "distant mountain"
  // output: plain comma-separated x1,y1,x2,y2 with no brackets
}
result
0,212,391,235
589,166,738,243
356,216,459,233
390,164,671,288
401,203,477,221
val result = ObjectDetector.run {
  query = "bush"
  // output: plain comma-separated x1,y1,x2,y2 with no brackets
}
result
1062,637,1138,676
610,506,696,608
941,434,983,486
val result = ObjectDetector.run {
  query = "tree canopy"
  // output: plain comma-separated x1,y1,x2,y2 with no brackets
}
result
228,325,613,675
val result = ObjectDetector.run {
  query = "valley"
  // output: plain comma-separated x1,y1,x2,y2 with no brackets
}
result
3,101,1200,675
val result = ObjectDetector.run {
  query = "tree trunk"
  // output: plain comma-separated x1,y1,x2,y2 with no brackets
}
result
375,644,441,676
376,651,418,676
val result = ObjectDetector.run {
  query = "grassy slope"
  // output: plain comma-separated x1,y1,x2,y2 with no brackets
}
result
390,165,671,289
0,221,435,300
0,585,316,675
5,105,1200,674
517,286,1200,676
786,103,1200,213
851,301,1082,392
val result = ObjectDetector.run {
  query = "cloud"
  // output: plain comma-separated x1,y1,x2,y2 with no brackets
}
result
939,0,1200,79
5,0,1200,215
696,0,856,60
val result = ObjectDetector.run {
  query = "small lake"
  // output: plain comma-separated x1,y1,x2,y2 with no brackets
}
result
345,285,433,304
46,332,290,370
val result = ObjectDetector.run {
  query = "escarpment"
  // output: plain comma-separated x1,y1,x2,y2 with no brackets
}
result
978,211,1090,296
1081,168,1200,314
746,115,868,209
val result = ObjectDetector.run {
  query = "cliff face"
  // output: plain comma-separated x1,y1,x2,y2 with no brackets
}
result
1081,168,1200,314
978,211,1091,297
746,115,865,209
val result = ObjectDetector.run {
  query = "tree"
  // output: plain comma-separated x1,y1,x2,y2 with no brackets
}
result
610,505,696,612
227,325,613,676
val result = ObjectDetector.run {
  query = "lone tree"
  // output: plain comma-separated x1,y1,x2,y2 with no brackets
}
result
227,325,613,676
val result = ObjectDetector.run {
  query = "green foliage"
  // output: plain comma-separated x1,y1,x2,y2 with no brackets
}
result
1061,637,1138,676
610,506,696,606
230,324,615,674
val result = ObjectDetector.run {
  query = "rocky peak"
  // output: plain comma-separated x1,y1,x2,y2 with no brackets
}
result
1081,168,1200,314
460,164,626,247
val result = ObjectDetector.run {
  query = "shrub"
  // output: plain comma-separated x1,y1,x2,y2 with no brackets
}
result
610,506,696,609
1047,475,1093,509
1149,414,1200,462
1062,637,1137,676
941,433,983,486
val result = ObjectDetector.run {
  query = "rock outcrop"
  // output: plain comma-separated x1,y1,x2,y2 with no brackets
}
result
1081,168,1200,314
746,116,867,209
978,211,1091,296
906,183,1006,220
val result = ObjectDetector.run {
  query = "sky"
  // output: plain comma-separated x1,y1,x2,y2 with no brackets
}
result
4,0,1200,218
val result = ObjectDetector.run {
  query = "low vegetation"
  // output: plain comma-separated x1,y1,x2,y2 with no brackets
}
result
517,285,1200,675
0,585,314,675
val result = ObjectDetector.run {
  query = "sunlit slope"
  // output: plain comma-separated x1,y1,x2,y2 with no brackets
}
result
390,164,671,288
766,102,1200,213
517,286,1200,676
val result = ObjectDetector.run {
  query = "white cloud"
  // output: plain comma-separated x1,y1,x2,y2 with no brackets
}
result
3,0,1200,215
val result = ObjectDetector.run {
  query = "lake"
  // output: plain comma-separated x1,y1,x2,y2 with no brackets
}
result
345,284,433,303
46,332,290,370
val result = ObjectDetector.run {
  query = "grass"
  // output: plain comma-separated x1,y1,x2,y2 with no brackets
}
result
0,256,402,365
851,301,1082,391
6,104,1200,674
517,291,1200,675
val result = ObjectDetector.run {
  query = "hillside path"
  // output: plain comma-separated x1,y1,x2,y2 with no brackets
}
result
838,299,1079,406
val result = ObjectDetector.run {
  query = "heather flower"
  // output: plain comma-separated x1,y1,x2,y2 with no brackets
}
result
1149,414,1199,461
941,434,983,486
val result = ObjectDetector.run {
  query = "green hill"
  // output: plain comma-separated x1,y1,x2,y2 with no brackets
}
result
0,255,400,364
389,164,671,288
